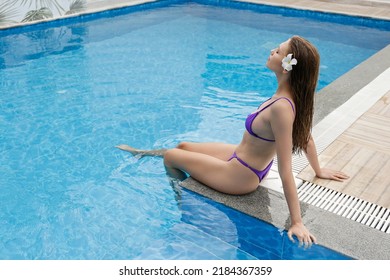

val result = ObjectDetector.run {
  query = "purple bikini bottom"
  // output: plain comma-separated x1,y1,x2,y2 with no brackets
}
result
228,152,273,182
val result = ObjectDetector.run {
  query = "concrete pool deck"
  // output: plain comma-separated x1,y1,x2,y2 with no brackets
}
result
1,0,389,259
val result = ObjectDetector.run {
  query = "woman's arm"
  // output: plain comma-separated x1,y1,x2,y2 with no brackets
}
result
304,135,321,174
304,135,349,181
271,101,316,246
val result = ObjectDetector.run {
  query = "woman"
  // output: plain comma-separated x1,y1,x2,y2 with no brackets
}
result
117,36,349,247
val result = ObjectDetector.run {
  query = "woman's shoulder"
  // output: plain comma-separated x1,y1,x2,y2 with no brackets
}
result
270,97,295,115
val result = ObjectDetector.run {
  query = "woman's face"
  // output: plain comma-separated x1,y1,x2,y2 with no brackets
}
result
266,39,291,73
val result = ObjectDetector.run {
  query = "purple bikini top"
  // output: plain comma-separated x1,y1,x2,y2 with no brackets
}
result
245,97,295,142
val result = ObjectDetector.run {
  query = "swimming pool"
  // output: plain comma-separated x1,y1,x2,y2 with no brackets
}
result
1,0,389,259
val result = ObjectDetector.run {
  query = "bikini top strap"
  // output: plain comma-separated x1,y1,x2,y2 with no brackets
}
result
258,97,295,114
278,97,295,113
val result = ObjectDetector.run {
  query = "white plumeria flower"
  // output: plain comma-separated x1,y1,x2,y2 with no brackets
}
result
282,53,297,71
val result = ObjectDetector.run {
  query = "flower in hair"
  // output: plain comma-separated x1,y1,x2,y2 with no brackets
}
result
282,53,297,71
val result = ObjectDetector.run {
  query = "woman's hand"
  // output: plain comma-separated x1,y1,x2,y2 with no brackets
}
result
316,168,349,182
288,223,317,248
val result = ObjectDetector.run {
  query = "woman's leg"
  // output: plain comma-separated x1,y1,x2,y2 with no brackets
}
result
117,142,255,194
175,142,237,161
116,142,236,160
164,148,258,195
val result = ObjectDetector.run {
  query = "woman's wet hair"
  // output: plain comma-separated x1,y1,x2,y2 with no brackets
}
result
288,35,320,153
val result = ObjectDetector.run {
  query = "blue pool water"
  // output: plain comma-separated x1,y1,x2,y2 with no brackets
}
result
1,0,389,259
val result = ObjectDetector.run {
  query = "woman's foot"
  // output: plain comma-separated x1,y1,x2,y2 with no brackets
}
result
116,144,142,155
115,144,166,157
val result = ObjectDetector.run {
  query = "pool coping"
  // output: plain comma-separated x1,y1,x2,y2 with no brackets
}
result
1,0,390,259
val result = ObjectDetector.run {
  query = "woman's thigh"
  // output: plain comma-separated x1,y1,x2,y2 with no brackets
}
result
164,148,258,195
176,142,237,161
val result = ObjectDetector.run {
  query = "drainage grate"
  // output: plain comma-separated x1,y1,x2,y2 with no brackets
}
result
298,181,390,233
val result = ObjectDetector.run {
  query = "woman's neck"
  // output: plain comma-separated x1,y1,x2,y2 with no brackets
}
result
274,71,291,92
274,79,292,99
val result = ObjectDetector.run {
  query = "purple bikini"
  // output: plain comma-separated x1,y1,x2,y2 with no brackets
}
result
228,151,274,182
228,97,295,182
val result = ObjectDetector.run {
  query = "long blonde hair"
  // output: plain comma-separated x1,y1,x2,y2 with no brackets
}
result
288,36,320,154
